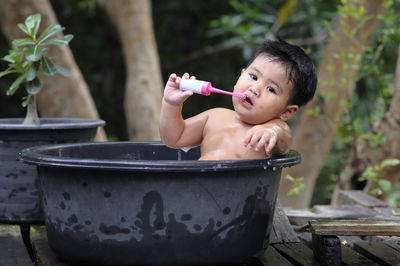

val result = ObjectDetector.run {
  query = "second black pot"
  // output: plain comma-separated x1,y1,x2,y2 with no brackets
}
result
0,118,105,224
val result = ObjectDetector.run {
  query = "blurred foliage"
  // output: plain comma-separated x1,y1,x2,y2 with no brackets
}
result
311,0,400,206
1,0,338,138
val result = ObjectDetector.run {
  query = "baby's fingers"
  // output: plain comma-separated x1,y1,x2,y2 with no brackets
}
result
245,131,264,151
265,135,277,157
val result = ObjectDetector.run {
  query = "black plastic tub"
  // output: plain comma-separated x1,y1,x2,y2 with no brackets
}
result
0,118,105,224
19,141,300,265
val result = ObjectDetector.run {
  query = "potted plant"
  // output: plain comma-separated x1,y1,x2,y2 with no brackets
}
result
0,14,105,225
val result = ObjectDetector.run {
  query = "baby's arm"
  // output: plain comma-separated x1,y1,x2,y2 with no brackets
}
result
159,73,208,148
243,119,292,157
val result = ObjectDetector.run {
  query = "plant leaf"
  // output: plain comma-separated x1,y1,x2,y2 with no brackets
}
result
25,14,41,38
26,77,41,95
54,64,71,77
2,49,24,64
17,23,30,36
26,61,40,81
0,68,17,78
38,24,64,43
41,34,74,46
26,45,42,62
378,179,392,193
22,96,29,107
7,73,27,96
12,38,36,47
380,158,400,168
41,56,57,75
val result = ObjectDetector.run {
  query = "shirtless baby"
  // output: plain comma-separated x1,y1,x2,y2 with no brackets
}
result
159,39,317,160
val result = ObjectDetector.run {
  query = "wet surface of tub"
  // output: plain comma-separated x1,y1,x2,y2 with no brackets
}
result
20,141,300,265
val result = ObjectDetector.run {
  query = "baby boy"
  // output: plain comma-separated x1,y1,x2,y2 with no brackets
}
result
159,39,317,160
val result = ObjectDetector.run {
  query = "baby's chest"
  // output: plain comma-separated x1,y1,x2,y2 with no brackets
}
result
201,124,262,160
204,122,247,144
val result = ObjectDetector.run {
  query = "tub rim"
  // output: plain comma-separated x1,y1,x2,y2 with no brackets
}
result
0,118,105,130
19,141,301,172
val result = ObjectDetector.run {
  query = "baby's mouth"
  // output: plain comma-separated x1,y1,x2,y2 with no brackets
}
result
242,96,253,106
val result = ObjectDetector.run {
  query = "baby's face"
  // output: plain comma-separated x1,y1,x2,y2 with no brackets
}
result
232,56,295,125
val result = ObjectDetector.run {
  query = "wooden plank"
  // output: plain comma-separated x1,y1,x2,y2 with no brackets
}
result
285,209,328,225
259,245,293,266
313,205,381,218
273,243,315,266
310,219,400,236
286,205,387,226
338,190,387,208
30,225,71,266
341,244,380,266
354,241,400,266
374,236,400,253
372,207,400,220
270,200,300,244
0,225,33,266
33,238,71,266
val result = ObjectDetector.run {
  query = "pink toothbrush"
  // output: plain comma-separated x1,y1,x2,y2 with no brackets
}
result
180,79,246,99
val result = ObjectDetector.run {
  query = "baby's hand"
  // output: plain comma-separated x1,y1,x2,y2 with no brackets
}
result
163,73,195,106
243,125,283,157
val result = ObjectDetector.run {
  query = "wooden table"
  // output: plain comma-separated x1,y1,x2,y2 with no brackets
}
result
2,190,400,266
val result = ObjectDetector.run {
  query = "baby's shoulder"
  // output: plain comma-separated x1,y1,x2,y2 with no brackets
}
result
206,108,235,117
203,108,237,129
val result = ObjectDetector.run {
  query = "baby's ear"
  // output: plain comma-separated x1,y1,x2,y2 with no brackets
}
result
279,105,299,121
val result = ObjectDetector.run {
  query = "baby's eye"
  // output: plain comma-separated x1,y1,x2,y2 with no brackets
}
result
250,74,257,80
267,86,276,93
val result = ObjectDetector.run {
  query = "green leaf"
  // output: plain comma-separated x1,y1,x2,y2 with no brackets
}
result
26,61,40,81
54,64,71,77
380,158,400,168
0,68,17,78
41,34,74,46
359,166,378,181
2,49,24,63
41,56,57,75
12,38,36,47
17,23,30,36
38,24,64,43
283,173,295,182
7,73,27,96
25,14,41,38
26,77,41,95
26,46,42,62
378,179,392,193
369,188,382,196
21,96,29,107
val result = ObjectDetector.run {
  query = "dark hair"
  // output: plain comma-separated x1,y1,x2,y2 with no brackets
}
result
247,39,317,107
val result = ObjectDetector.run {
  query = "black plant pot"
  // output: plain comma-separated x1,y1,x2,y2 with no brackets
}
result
20,141,300,265
0,118,105,224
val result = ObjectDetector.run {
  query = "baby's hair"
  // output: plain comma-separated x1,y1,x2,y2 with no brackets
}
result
247,39,317,107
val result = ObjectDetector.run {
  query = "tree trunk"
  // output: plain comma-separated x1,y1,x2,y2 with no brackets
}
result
97,0,162,141
278,0,387,208
0,0,106,141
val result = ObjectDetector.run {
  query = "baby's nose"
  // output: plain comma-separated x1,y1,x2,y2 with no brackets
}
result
249,86,260,96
